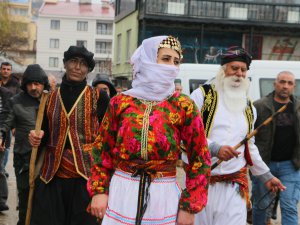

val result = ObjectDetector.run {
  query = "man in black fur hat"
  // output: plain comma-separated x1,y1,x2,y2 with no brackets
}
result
0,64,49,225
28,46,109,225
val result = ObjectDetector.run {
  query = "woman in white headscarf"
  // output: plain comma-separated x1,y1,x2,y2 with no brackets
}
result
88,36,211,225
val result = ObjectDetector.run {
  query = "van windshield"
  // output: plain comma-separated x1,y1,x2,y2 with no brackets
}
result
260,78,300,98
189,79,207,94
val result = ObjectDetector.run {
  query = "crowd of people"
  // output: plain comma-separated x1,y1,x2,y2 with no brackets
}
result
0,35,299,225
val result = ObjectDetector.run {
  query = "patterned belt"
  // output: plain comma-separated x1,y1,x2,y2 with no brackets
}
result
115,160,176,225
210,166,251,209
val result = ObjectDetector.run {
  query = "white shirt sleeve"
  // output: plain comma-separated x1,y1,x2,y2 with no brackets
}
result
248,105,270,176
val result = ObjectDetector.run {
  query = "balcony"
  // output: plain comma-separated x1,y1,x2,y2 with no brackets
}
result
142,0,300,26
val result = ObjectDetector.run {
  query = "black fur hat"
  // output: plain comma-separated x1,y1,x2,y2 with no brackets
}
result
21,64,50,92
63,46,95,72
220,46,252,70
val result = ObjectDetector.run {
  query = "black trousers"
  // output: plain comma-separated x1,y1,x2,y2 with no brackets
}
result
14,152,31,225
31,176,98,225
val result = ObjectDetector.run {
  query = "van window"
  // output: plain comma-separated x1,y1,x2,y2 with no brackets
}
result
189,79,207,94
259,78,300,98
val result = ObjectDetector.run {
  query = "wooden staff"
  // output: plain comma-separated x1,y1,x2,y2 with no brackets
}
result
25,90,49,225
211,103,289,170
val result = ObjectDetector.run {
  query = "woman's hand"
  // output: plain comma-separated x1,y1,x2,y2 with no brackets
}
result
90,194,108,219
28,130,44,147
177,209,194,225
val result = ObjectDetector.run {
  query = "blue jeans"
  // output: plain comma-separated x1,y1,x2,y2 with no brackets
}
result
252,160,300,225
1,147,10,169
0,149,8,206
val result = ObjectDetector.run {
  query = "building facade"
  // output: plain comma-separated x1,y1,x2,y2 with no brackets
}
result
4,0,37,65
36,0,114,82
113,0,300,85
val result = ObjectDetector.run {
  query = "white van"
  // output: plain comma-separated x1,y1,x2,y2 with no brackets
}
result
176,60,300,101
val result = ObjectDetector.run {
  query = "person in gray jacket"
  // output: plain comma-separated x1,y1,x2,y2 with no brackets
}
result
0,64,49,225
252,71,300,225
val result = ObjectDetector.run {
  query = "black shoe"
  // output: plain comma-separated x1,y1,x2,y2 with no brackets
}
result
0,204,9,211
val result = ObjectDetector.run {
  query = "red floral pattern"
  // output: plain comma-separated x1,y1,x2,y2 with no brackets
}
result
88,92,211,213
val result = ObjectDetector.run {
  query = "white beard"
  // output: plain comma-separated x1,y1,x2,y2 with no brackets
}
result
223,76,249,113
214,69,250,113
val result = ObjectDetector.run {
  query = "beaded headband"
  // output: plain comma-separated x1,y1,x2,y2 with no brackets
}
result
158,36,183,59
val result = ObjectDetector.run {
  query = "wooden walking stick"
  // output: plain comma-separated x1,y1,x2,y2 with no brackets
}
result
25,90,49,225
211,103,289,170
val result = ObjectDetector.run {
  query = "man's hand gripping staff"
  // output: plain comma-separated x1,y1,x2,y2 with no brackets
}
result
211,103,289,192
25,90,49,225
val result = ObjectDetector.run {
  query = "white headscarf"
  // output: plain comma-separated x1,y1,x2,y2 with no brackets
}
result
123,36,180,101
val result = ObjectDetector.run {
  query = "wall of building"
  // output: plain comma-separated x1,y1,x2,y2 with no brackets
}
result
112,10,139,81
36,15,113,72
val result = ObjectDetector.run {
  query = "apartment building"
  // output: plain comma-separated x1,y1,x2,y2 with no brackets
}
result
113,0,300,86
36,0,114,80
4,0,36,65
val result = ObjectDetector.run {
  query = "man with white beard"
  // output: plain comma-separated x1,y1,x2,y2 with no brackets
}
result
190,46,285,225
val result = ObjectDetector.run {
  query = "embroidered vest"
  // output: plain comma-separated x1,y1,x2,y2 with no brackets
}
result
40,86,99,183
200,84,254,165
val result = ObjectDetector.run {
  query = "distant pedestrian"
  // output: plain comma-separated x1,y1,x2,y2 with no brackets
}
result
175,82,183,93
0,62,22,175
0,64,50,225
115,86,123,94
0,62,21,95
47,74,57,92
92,73,117,98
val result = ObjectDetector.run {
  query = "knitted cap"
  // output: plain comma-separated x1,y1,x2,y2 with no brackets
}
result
92,74,116,97
21,64,50,91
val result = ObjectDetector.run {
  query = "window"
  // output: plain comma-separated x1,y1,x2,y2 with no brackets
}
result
189,79,207,94
95,60,111,74
126,29,131,61
76,40,87,48
116,34,121,63
95,41,112,54
50,20,60,30
96,23,112,35
10,8,28,16
259,78,300,98
77,21,88,31
49,57,59,68
49,39,59,48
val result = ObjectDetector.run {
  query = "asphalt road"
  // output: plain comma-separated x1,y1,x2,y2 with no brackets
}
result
0,155,298,225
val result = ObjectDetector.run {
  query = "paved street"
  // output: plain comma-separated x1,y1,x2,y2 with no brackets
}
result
0,150,18,225
0,156,299,225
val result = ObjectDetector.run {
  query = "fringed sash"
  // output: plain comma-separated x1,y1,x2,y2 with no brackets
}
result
116,160,176,225
210,167,251,209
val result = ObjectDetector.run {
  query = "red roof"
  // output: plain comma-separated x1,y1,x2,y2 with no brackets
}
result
39,1,115,18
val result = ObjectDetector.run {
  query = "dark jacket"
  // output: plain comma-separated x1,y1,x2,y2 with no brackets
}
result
1,92,39,154
0,87,13,148
254,91,300,169
0,75,21,96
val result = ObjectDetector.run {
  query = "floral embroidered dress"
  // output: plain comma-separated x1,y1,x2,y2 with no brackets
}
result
88,92,211,223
